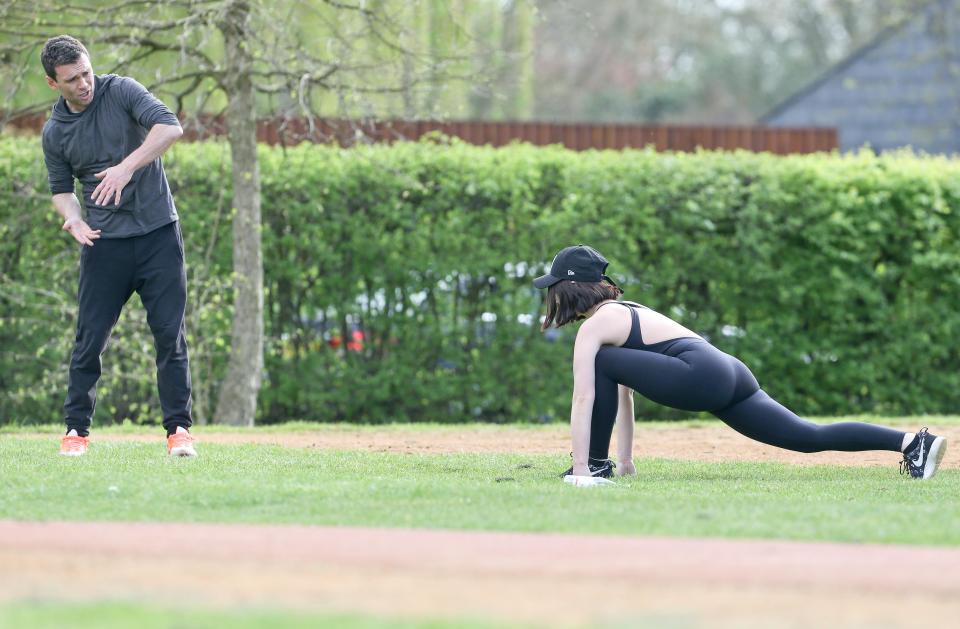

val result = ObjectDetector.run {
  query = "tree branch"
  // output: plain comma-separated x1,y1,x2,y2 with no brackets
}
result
320,0,375,16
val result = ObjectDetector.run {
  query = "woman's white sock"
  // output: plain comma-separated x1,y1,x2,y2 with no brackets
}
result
901,433,915,452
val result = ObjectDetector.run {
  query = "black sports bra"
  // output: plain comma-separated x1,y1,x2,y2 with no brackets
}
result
601,301,696,354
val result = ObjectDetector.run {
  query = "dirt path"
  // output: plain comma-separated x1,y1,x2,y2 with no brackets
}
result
2,520,958,628
32,423,959,469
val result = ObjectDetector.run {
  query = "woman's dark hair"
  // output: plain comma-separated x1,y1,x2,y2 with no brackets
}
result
41,35,89,80
541,280,623,330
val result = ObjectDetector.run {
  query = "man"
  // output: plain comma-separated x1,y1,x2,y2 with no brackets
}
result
40,35,196,457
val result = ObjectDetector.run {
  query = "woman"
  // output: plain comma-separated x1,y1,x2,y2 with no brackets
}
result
534,245,947,484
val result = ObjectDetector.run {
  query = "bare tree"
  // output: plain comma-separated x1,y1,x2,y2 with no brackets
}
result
0,0,486,425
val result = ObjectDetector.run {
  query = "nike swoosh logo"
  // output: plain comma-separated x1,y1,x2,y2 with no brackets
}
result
911,441,925,467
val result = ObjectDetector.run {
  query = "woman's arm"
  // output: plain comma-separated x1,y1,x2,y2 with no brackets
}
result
615,385,637,476
569,330,600,477
568,304,630,477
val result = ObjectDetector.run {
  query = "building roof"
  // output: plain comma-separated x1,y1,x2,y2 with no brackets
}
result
759,0,947,123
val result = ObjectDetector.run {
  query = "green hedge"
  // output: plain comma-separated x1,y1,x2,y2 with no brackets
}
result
2,135,960,427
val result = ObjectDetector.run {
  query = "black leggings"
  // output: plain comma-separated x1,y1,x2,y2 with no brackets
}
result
589,338,904,460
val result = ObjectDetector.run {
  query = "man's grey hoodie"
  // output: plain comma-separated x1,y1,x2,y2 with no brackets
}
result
42,74,181,238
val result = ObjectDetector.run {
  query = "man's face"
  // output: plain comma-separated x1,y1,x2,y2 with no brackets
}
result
46,54,94,112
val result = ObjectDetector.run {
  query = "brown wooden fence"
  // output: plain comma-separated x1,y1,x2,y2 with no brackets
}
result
5,112,836,154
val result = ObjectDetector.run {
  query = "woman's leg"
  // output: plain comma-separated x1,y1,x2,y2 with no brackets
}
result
590,342,738,459
589,357,619,460
593,340,906,456
714,389,904,452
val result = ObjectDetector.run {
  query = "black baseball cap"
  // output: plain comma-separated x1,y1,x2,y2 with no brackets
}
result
533,245,615,289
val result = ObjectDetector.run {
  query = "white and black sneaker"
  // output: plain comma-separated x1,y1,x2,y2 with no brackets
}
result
900,427,947,480
560,456,616,479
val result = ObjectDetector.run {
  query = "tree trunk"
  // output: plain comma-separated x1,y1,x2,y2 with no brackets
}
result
215,0,263,426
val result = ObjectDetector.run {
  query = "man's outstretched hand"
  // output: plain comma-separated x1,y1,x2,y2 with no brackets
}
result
62,217,101,246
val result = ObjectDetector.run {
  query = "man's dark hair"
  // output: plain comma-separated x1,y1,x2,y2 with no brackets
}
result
541,280,624,330
41,35,90,80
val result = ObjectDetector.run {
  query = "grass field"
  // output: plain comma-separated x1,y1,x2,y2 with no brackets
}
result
1,421,957,544
3,420,958,628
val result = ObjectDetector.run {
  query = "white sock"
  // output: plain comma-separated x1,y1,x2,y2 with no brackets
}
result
176,426,189,434
901,433,915,452
66,429,78,437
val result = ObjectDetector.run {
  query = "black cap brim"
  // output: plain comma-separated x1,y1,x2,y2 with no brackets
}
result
533,274,561,289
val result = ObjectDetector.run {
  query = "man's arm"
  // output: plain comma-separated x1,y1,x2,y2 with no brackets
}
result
52,193,101,246
91,123,183,206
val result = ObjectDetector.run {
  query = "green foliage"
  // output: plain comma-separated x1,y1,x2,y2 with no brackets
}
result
2,136,960,426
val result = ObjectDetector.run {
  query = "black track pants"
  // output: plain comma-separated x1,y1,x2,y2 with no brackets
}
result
589,338,904,460
64,222,193,436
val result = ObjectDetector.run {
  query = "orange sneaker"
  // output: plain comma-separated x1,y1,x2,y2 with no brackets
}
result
59,431,89,456
167,426,197,457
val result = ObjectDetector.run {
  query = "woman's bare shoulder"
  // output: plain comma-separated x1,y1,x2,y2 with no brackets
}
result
578,302,631,345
